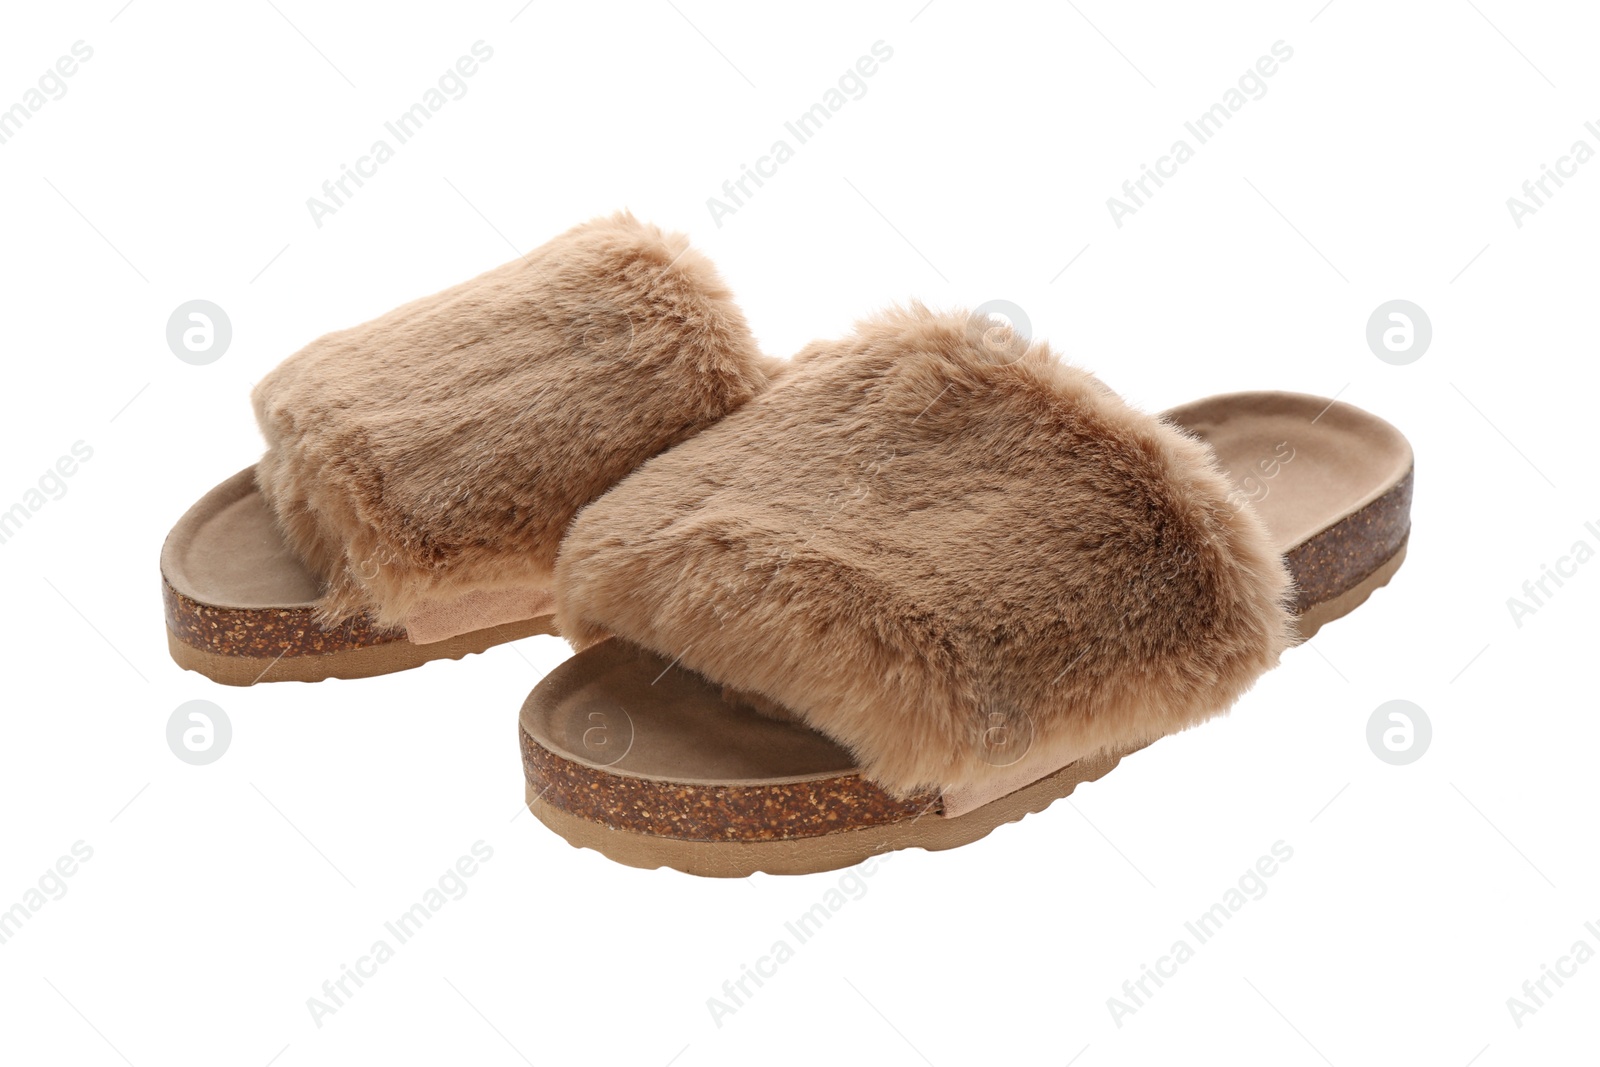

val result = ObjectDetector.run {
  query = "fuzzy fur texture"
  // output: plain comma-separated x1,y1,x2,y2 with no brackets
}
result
252,212,770,626
554,306,1295,796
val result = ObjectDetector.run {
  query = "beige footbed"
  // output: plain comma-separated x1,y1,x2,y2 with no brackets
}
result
163,467,321,612
161,468,557,683
521,391,1414,876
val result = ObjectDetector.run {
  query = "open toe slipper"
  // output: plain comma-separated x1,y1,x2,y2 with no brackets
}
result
162,213,772,684
518,306,1412,876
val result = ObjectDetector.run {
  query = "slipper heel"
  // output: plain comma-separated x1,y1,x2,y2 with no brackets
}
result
1285,472,1412,640
1164,391,1414,642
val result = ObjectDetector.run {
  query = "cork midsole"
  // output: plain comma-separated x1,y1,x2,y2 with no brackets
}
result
167,613,556,686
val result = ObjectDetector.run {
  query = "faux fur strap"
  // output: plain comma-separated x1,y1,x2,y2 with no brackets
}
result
252,212,770,630
554,306,1294,797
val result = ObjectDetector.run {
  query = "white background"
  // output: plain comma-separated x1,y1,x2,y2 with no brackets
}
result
1,1,1596,1063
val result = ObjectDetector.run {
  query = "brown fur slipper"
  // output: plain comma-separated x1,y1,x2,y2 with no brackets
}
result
519,306,1412,876
162,213,772,685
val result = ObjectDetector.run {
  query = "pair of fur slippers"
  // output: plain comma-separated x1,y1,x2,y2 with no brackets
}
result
161,213,1412,876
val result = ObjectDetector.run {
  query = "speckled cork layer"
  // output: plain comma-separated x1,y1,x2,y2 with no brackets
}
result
1286,465,1413,614
519,725,939,842
162,576,405,659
